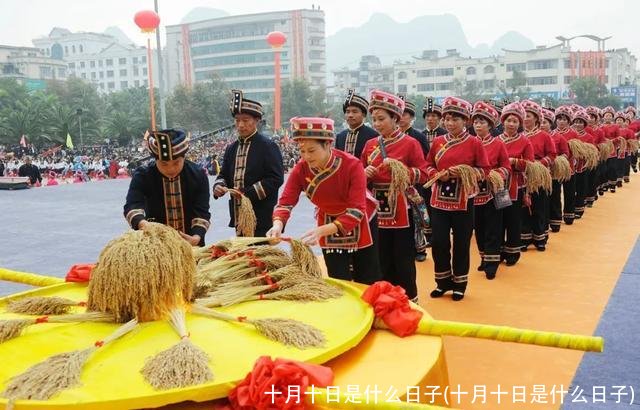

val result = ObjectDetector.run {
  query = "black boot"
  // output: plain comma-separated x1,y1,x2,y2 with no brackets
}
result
452,291,465,301
477,260,486,271
550,225,560,233
415,251,427,262
505,253,520,266
485,262,498,280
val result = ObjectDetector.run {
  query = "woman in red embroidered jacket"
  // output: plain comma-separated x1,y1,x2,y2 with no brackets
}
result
601,106,620,192
499,102,534,266
267,117,381,284
540,108,570,232
520,100,556,251
425,97,489,301
547,106,573,230
471,102,510,280
360,90,428,301
585,106,608,203
616,112,636,184
572,110,596,218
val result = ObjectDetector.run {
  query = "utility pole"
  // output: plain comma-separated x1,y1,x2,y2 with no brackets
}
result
154,0,167,129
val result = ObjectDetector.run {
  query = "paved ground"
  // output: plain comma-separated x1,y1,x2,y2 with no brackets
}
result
0,176,316,296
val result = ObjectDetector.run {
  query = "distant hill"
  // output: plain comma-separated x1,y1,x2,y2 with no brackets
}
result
181,7,229,24
327,13,535,70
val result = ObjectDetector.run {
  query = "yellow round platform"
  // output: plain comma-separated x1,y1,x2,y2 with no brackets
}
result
0,279,374,409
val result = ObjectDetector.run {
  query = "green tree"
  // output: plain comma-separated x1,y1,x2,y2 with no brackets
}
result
498,69,530,100
0,78,29,112
570,77,622,108
166,74,229,132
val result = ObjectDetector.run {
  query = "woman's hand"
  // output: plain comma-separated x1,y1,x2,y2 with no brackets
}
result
365,165,377,178
438,170,451,181
179,232,201,246
266,220,284,239
300,223,338,246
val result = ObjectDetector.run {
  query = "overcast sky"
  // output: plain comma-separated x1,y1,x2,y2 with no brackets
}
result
2,0,638,58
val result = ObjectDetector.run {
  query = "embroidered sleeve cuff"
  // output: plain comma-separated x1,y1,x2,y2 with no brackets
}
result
409,167,422,185
426,166,439,179
191,217,211,232
126,209,145,229
273,206,293,225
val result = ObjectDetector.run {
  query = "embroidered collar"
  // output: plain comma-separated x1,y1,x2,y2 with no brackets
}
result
525,127,540,137
238,130,257,143
382,127,403,142
310,152,335,175
348,122,365,133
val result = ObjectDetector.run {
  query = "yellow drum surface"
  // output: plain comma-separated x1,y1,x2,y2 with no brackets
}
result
0,279,373,409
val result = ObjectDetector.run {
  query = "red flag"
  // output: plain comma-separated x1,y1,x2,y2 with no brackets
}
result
19,135,27,147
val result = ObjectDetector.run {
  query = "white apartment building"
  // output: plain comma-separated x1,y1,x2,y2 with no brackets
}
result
165,8,326,102
333,42,637,106
32,28,159,93
0,45,68,90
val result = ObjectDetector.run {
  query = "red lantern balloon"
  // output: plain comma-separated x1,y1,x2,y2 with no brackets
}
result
266,31,287,48
134,10,160,33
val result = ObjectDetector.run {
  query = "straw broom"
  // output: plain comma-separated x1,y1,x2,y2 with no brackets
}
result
551,155,572,182
191,304,325,349
487,169,504,193
382,158,410,214
525,161,552,193
423,165,480,195
598,140,614,161
6,296,85,316
373,317,603,352
197,280,343,306
583,143,600,170
141,308,212,389
627,139,639,154
87,223,195,322
0,312,114,344
1,319,137,404
617,136,628,154
228,189,257,237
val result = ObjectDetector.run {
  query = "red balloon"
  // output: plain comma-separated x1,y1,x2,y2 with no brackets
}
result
134,10,160,33
266,31,287,48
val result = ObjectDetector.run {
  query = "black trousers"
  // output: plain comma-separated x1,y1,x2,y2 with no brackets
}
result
549,180,563,230
624,155,631,182
563,176,576,223
474,199,503,264
378,213,417,299
606,158,618,189
574,172,588,216
431,200,474,293
424,187,433,238
597,162,607,192
502,188,524,260
586,168,598,204
521,190,548,245
615,158,625,183
630,153,638,171
322,216,382,285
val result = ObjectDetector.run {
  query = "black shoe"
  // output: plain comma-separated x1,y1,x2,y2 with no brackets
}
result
452,291,465,301
610,188,616,193
430,288,449,298
535,244,546,252
485,263,497,280
520,245,529,252
598,189,605,196
624,178,630,184
550,226,560,233
633,167,638,173
617,181,623,188
477,261,486,271
505,253,520,266
586,203,593,208
415,252,427,262
564,218,574,225
575,214,582,220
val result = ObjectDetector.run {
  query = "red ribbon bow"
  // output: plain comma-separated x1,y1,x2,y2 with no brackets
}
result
361,281,423,337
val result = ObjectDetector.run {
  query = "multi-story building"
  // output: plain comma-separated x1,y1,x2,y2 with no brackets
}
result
332,55,393,99
32,27,159,93
333,40,637,106
165,8,326,102
0,45,68,90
